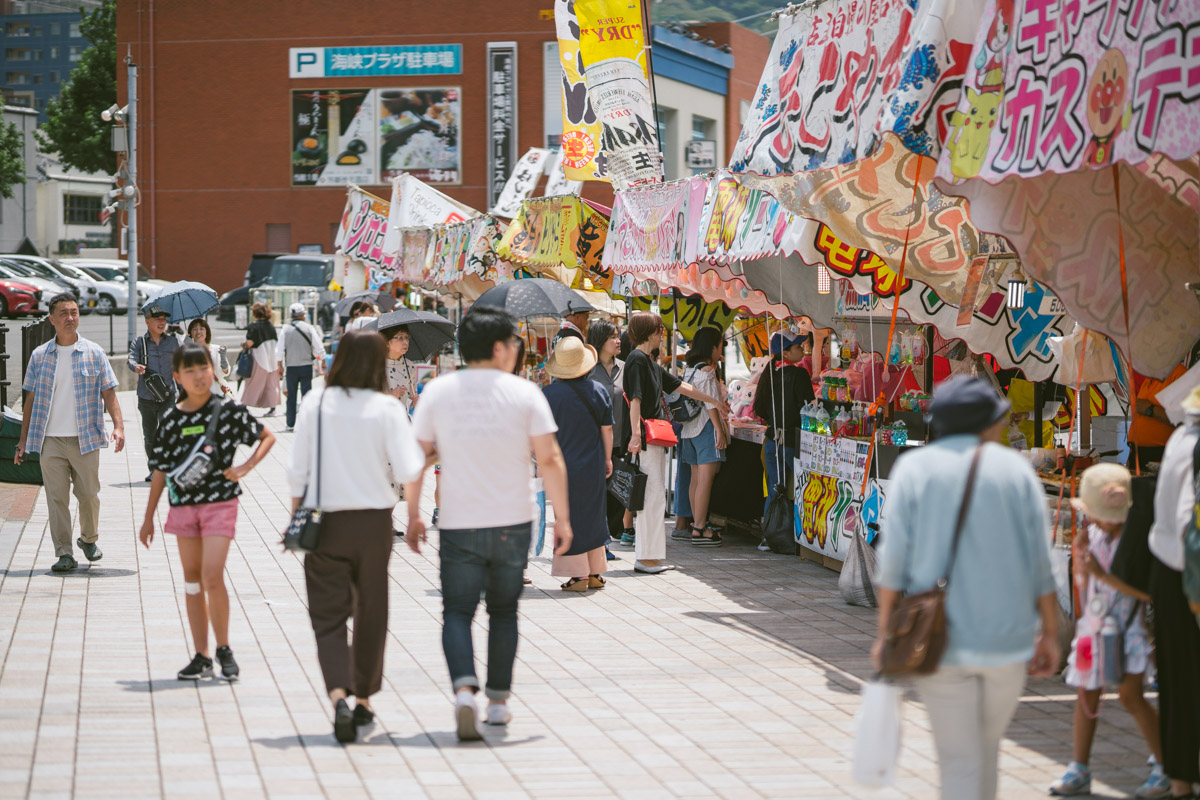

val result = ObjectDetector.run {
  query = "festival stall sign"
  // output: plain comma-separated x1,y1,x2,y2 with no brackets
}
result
334,187,397,290
628,293,739,341
794,430,874,561
572,0,664,189
491,148,554,219
426,215,511,287
496,196,610,289
603,177,707,273
381,173,479,263
554,0,606,182
928,0,1200,379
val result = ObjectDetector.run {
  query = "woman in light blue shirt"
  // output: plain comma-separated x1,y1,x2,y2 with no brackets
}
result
872,376,1061,800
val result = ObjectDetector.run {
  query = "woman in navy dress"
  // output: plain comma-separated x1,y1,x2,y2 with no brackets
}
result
542,337,613,592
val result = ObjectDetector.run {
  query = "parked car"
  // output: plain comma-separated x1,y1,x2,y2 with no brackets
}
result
216,252,287,322
0,277,41,317
0,261,72,303
73,266,152,315
0,254,100,313
59,258,172,291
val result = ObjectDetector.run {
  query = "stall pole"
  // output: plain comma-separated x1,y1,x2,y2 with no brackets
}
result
922,325,934,391
1033,381,1044,448
1080,384,1092,450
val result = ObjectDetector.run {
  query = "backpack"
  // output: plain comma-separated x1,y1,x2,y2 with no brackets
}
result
667,366,704,423
1182,437,1200,611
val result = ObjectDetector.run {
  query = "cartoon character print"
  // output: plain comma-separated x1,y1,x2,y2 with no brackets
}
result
975,0,1015,94
1082,48,1133,167
946,89,1001,178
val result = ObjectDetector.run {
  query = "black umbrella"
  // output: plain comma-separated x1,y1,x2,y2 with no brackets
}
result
363,308,456,361
471,278,595,319
334,290,397,317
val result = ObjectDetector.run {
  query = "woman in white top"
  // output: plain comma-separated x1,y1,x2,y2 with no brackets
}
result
288,330,425,745
188,318,233,397
380,323,418,410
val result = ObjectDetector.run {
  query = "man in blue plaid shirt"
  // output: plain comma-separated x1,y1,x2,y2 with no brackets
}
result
15,293,126,573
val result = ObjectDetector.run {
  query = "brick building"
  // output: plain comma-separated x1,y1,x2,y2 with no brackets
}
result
115,1,769,292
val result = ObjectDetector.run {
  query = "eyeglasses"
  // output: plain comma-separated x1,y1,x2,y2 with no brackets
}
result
391,334,410,342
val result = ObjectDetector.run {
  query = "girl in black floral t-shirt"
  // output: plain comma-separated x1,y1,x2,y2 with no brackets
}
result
139,342,275,682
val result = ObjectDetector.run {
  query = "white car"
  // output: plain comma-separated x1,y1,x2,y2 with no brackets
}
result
1,254,102,312
60,259,165,315
0,262,64,310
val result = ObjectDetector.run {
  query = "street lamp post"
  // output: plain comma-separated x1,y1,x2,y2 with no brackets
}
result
100,50,139,346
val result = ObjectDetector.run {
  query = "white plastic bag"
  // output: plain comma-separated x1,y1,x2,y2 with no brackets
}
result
839,527,879,607
852,680,903,787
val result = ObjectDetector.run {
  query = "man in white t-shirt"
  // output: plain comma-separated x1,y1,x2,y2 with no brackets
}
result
406,306,572,741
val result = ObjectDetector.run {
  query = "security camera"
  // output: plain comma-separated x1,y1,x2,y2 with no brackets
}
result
101,104,119,121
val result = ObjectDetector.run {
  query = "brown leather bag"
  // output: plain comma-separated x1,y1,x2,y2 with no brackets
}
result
879,445,984,677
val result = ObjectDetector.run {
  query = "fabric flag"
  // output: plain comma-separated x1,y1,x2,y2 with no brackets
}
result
496,196,609,287
573,0,664,189
491,149,553,218
544,151,585,197
381,173,479,258
603,177,707,273
555,0,606,183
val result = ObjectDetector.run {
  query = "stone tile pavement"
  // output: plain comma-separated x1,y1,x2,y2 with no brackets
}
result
0,391,1161,799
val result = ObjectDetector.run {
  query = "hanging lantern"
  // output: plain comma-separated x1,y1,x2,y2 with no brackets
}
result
1007,266,1028,309
817,264,831,295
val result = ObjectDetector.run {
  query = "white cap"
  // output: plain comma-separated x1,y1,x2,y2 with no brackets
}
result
289,303,306,318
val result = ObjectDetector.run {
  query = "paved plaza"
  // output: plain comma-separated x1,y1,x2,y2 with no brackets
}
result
0,390,1161,799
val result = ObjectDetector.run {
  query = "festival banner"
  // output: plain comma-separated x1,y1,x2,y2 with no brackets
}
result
936,0,1200,182
628,292,738,341
729,0,917,174
381,173,479,259
544,151,585,196
491,149,553,219
554,0,606,182
603,177,707,273
573,0,663,188
496,196,609,285
334,187,396,288
486,43,519,209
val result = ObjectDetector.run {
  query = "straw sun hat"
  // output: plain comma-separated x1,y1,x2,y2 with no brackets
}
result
545,337,598,380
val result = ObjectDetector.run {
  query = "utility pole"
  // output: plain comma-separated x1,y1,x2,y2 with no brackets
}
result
125,53,138,346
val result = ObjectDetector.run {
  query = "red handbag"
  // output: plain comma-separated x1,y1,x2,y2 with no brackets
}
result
642,418,678,448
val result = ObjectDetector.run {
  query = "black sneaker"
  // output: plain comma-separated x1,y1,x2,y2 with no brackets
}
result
334,698,356,743
177,653,213,680
76,538,103,562
352,704,375,726
215,645,239,681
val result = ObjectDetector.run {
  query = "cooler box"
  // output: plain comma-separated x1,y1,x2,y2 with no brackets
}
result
0,408,42,485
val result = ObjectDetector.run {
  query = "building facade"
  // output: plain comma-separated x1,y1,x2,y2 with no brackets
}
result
0,104,37,253
34,153,114,256
0,7,92,120
115,1,768,292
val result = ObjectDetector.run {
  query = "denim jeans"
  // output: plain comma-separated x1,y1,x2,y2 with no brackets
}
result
439,523,530,700
763,440,795,518
285,364,313,428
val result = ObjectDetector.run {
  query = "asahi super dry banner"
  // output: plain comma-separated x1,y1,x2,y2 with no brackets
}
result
555,0,606,183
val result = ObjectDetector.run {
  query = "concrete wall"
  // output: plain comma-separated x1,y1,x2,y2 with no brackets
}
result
0,105,38,253
651,76,725,182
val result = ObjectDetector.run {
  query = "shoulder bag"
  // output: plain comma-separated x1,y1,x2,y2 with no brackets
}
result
282,391,326,553
167,399,227,491
236,347,254,379
140,334,175,403
609,454,648,512
879,444,984,677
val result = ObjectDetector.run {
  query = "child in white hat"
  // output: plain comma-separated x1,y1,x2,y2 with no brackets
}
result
1050,463,1167,798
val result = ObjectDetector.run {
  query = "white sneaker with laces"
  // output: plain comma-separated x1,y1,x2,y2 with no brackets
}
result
1134,764,1171,799
454,691,482,741
486,702,512,726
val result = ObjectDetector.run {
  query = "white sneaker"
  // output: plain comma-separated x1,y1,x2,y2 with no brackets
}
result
486,702,512,726
454,691,482,741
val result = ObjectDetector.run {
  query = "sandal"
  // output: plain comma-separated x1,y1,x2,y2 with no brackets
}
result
560,577,589,592
588,575,606,589
690,524,723,547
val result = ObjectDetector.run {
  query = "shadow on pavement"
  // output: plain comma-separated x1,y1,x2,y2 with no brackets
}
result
117,678,232,692
0,567,138,579
252,731,544,750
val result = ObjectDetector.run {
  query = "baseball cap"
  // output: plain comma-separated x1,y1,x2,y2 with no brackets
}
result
143,304,168,319
769,330,809,356
1072,463,1133,524
289,302,306,318
927,375,1011,437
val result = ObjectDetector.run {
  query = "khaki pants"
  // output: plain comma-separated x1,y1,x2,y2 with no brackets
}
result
913,661,1027,800
40,436,101,558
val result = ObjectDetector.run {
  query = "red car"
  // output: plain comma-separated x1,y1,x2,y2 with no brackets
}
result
0,278,41,317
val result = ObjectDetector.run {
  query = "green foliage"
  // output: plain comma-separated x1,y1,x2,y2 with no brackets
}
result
35,0,117,175
0,121,25,200
650,0,782,35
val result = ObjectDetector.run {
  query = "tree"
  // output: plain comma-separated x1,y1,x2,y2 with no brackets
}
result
35,0,117,175
0,121,24,199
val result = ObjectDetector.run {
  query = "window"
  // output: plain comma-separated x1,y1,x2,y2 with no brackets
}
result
68,46,83,62
5,48,30,61
50,22,61,36
49,70,59,82
33,97,43,109
30,26,42,37
63,195,103,225
6,22,30,38
49,46,59,59
32,73,41,85
69,22,80,38
265,223,291,253
691,115,714,141
5,72,29,85
32,49,42,61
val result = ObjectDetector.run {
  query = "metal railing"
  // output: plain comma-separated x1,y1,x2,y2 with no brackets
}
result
20,315,53,385
0,322,9,409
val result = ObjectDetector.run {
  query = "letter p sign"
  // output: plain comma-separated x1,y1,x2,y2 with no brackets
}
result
289,47,325,78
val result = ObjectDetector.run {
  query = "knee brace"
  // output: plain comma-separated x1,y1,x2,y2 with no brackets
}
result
184,581,202,596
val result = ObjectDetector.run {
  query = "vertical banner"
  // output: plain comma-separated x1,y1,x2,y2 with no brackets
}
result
486,43,518,210
544,151,585,196
574,0,664,189
491,148,553,218
554,0,606,183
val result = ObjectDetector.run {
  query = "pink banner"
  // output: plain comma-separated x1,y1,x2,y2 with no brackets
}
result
603,177,707,273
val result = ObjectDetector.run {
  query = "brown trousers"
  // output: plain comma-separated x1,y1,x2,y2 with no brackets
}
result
303,508,393,697
40,436,100,557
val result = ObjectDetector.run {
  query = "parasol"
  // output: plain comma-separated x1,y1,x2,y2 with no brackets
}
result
334,290,397,317
140,281,219,323
362,309,455,362
472,278,595,319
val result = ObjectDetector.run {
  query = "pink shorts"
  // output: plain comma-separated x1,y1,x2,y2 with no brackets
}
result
165,498,239,539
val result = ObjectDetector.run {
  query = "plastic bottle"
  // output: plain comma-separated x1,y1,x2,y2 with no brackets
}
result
835,406,851,436
800,401,811,433
889,337,901,365
815,404,831,436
